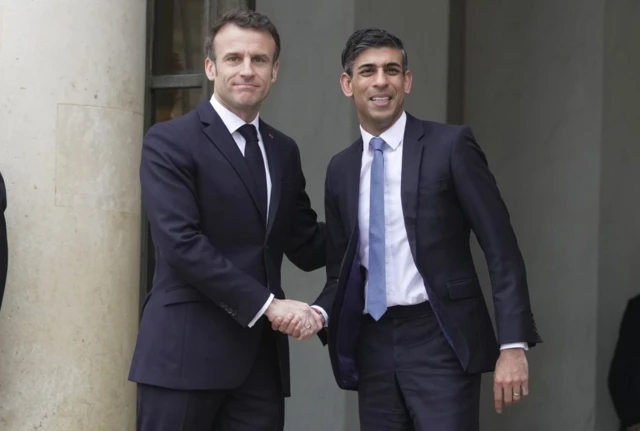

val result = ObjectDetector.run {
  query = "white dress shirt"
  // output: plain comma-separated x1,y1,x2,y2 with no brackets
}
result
354,112,525,350
210,95,274,327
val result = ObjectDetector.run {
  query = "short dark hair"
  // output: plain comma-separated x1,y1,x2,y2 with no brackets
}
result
341,28,408,77
204,9,281,63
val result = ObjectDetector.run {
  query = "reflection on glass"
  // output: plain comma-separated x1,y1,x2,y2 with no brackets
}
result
154,88,203,123
153,0,205,75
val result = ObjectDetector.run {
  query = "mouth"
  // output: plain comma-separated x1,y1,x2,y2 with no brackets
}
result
234,83,258,89
370,95,392,106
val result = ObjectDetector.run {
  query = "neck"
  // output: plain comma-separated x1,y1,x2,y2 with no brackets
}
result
359,110,403,137
214,93,260,123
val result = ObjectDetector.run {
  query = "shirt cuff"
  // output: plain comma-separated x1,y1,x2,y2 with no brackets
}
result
311,305,328,327
500,342,528,351
248,294,274,328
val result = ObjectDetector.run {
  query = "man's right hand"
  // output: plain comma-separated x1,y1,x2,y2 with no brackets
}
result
265,299,322,340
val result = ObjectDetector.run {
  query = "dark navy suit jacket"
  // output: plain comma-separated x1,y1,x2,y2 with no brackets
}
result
128,101,327,396
316,113,542,390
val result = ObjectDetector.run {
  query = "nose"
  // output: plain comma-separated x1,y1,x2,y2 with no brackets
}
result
239,57,255,78
373,69,389,88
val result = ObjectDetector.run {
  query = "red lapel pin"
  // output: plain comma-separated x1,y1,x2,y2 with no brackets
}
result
268,133,274,139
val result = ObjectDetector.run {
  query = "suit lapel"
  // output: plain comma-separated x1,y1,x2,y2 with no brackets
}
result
260,120,281,239
401,114,425,261
198,101,266,225
344,139,364,234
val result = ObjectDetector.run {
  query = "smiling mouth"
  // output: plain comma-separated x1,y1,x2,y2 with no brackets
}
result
370,96,392,106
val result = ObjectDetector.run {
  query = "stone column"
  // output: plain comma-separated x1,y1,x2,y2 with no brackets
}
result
0,1,146,430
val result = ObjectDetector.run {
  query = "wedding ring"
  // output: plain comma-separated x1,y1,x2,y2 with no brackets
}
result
513,393,520,397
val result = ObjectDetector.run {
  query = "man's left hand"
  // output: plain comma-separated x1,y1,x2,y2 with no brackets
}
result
493,348,529,414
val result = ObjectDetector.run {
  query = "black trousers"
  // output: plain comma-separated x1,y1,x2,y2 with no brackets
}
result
137,324,284,431
357,302,481,431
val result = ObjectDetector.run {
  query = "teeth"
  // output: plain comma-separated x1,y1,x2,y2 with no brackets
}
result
372,97,390,101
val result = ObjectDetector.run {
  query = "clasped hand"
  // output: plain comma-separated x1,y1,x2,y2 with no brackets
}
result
264,299,324,340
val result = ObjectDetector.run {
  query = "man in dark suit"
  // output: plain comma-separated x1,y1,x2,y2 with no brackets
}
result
0,171,7,311
311,28,541,430
128,9,325,431
609,294,640,431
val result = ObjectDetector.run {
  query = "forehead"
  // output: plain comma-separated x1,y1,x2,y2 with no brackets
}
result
213,23,276,55
353,46,403,67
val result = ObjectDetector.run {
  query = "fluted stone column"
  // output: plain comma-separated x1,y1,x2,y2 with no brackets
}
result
0,1,146,429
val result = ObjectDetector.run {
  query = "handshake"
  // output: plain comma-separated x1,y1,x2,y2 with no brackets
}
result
264,298,325,340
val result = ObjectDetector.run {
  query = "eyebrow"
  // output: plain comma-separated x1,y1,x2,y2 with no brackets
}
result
357,62,403,70
223,52,270,59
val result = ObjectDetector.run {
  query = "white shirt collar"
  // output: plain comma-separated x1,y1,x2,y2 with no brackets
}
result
210,94,261,135
360,111,407,151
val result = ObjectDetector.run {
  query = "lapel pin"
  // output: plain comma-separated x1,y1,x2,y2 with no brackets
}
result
268,133,274,139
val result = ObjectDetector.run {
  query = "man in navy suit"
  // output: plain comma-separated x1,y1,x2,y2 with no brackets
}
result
309,28,542,430
129,9,326,431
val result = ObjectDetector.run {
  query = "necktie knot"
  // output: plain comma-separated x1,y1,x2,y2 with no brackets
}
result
370,137,386,152
238,124,259,145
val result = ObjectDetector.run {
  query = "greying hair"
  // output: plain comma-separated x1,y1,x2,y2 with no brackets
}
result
341,28,408,77
204,9,281,63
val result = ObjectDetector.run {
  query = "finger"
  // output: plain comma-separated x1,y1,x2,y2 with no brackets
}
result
512,384,522,403
286,316,301,336
271,317,283,331
493,384,503,414
502,382,513,407
521,378,529,398
278,313,295,332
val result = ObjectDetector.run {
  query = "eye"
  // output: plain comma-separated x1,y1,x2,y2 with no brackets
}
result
227,56,240,63
360,69,374,76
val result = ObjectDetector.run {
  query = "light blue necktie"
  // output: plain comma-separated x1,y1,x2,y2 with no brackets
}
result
367,137,387,321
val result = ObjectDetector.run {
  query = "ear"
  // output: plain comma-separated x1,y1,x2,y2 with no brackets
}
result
403,70,413,94
271,60,280,84
340,72,353,98
205,57,216,82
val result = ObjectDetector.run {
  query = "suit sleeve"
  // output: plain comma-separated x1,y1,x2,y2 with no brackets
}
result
0,172,7,311
283,143,326,272
608,300,640,426
312,158,348,341
450,126,539,346
141,123,271,327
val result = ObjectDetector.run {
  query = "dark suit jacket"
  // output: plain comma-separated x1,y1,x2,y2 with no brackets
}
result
128,101,326,396
609,294,640,428
316,113,541,390
0,172,7,311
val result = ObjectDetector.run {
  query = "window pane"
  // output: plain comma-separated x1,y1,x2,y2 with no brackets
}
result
153,88,203,123
153,0,205,75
